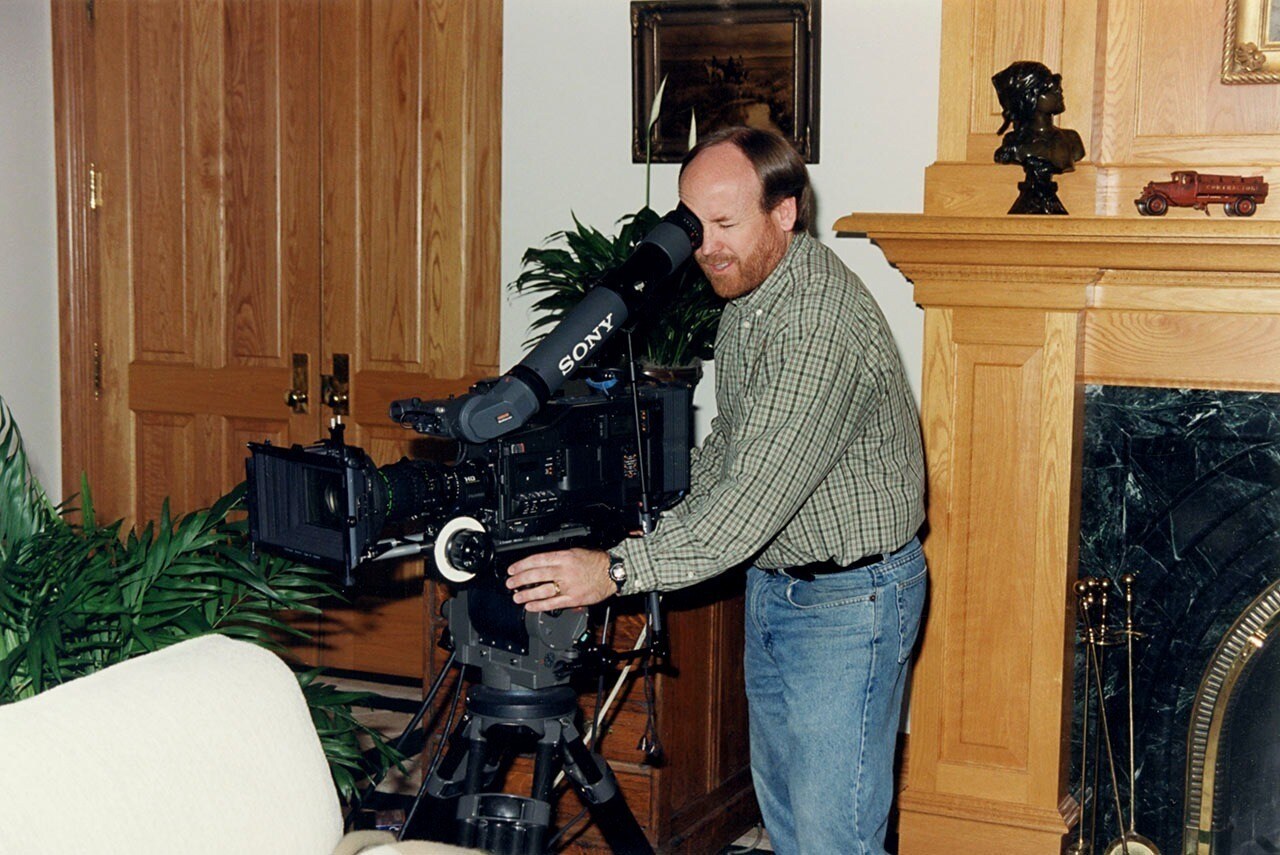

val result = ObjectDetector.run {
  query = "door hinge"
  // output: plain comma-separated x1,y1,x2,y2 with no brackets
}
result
88,163,103,211
92,342,103,399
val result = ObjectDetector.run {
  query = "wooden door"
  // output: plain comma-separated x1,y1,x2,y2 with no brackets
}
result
84,0,322,522
311,0,502,674
53,0,501,678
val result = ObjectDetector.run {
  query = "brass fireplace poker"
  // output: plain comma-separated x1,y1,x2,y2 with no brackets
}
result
1067,580,1096,855
1102,574,1160,855
1076,577,1133,855
1071,574,1161,855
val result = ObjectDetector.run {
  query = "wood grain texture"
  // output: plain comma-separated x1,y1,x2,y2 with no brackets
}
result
925,0,1280,217
52,0,102,505
841,215,1280,850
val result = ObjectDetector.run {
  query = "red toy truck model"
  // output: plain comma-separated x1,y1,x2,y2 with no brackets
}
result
1135,171,1268,216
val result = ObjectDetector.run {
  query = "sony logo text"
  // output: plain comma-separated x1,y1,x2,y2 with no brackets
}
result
557,313,615,376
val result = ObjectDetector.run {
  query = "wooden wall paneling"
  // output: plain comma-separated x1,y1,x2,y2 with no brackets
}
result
903,307,955,795
1083,309,1280,391
1117,0,1280,162
935,0,978,162
928,0,1101,216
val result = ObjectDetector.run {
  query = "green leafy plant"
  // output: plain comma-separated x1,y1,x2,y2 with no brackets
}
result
510,76,722,370
0,395,397,799
511,207,721,369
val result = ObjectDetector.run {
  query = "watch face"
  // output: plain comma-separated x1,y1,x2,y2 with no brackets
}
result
608,558,626,584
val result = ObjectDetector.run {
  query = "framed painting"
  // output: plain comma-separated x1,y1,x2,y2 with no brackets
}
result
631,1,819,162
1223,0,1280,83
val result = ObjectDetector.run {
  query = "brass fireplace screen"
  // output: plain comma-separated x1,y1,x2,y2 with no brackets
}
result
1183,577,1280,853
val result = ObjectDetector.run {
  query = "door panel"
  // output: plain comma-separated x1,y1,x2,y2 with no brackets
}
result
69,0,501,680
314,0,501,675
93,0,322,523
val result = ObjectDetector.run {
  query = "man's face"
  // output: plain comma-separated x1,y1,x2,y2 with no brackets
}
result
679,144,796,300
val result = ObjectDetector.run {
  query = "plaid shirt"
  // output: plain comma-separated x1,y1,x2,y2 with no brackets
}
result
616,232,925,593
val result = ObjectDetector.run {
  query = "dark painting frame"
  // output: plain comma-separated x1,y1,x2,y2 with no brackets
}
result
631,1,819,163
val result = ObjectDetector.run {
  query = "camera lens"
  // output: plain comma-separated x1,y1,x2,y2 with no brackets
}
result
304,469,347,528
321,481,343,519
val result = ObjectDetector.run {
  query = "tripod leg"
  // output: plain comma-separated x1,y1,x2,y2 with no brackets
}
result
559,721,653,855
401,713,478,843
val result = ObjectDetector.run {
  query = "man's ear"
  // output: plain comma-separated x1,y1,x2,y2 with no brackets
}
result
771,196,797,232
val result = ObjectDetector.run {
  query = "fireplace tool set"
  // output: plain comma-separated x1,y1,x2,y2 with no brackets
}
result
1068,574,1162,855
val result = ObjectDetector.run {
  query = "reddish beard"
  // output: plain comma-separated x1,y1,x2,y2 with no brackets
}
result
697,229,790,300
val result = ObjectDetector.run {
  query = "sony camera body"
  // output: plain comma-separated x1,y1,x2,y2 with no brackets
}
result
245,379,692,688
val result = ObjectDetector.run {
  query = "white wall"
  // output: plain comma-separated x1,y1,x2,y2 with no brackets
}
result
500,0,942,404
0,0,61,498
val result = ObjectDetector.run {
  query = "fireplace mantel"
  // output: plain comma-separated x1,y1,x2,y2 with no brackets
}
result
834,213,1280,853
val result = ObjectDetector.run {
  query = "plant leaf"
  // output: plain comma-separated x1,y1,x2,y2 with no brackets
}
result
648,74,668,130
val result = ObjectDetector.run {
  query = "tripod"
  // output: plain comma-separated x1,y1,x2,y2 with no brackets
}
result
402,682,653,855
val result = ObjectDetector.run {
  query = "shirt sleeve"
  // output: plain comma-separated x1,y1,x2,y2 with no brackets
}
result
684,412,727,503
616,292,878,593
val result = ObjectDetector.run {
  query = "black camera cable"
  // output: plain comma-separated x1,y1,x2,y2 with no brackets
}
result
397,656,468,841
345,649,458,830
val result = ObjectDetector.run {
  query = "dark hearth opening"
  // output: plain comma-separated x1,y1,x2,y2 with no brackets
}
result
1075,385,1280,854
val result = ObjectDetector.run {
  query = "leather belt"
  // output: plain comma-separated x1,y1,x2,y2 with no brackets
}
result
769,551,888,582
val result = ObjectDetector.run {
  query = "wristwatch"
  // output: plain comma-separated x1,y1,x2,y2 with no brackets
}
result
606,552,627,593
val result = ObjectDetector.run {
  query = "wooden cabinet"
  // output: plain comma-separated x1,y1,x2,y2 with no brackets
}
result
52,0,501,678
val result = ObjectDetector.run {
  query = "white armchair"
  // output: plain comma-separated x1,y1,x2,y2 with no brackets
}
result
0,634,476,855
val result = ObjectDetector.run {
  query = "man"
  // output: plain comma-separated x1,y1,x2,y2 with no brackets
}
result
506,126,926,855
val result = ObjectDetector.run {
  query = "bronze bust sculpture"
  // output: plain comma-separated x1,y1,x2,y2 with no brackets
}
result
991,61,1085,214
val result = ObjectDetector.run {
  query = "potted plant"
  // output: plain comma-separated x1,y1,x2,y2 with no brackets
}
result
509,79,722,381
0,395,397,799
510,208,721,376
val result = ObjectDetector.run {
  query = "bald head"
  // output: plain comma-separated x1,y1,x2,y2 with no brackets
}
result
678,139,796,300
680,126,814,234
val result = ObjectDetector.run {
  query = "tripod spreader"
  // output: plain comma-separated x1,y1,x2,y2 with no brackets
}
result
411,684,653,855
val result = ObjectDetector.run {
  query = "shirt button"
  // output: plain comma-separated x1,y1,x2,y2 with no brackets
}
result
742,320,751,329
756,309,763,316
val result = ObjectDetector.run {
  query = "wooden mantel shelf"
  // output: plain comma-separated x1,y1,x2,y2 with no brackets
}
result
834,213,1280,273
832,212,1280,854
834,214,1280,316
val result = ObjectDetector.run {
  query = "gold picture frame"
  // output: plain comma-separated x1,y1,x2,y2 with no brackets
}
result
1223,0,1280,83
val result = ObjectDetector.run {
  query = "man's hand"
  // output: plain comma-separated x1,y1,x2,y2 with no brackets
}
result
506,548,614,613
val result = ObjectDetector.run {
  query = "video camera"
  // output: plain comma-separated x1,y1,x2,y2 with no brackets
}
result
243,204,704,690
245,378,691,687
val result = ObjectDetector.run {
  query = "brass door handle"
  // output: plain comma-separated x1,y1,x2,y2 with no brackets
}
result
321,353,350,415
285,353,310,414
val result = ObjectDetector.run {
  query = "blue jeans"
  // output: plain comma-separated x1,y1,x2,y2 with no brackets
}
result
745,538,926,855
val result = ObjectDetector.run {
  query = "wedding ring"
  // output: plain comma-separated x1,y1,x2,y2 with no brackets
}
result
550,580,561,597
